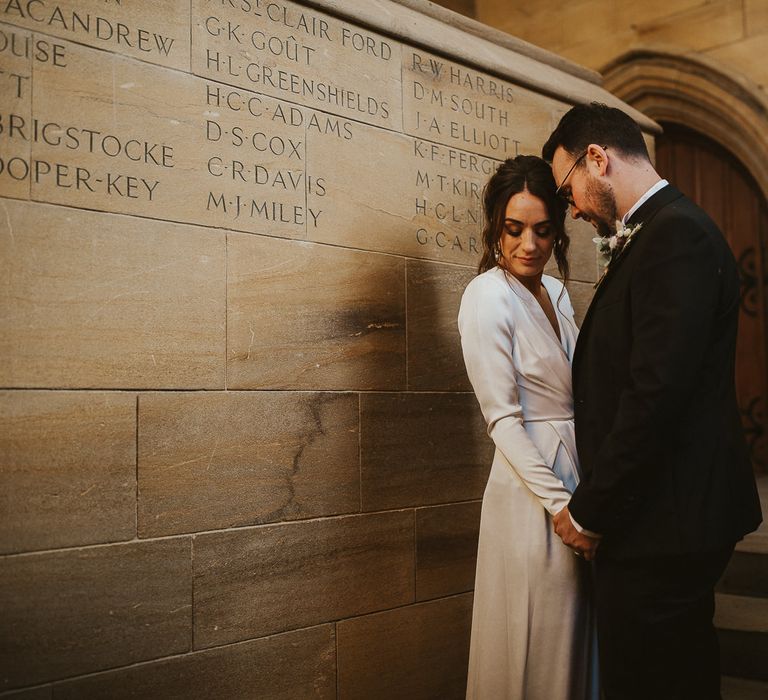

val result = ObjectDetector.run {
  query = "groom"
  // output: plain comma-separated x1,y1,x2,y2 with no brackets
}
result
543,103,762,699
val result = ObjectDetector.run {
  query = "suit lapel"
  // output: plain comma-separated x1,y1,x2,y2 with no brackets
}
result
573,185,685,377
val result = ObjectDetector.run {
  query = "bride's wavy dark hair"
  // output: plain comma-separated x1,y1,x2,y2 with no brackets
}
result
477,155,569,285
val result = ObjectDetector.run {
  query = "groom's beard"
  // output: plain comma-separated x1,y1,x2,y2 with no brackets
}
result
586,176,619,239
595,218,614,239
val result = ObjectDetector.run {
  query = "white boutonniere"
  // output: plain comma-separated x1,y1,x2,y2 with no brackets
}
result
593,220,642,287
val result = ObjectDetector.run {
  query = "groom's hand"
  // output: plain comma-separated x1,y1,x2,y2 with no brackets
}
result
553,506,600,561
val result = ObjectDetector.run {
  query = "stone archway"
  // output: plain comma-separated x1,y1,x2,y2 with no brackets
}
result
601,49,768,202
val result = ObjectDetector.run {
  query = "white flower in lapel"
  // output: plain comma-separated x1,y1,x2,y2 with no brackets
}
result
593,220,643,268
593,220,642,287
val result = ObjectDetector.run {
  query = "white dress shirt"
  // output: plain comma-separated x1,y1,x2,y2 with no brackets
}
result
622,179,669,225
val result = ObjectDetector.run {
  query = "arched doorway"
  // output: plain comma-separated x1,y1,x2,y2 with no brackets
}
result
655,124,768,470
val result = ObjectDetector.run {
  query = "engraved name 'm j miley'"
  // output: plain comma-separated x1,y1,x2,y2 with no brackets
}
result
206,192,321,228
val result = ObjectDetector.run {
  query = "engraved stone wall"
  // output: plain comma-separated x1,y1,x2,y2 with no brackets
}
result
0,1,653,696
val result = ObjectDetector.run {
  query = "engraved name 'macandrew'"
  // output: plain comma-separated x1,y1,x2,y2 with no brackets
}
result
1,1,177,58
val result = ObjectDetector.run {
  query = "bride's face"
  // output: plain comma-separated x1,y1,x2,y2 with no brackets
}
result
498,190,555,281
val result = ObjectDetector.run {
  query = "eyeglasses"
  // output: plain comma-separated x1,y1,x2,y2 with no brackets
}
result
555,150,587,206
554,146,607,207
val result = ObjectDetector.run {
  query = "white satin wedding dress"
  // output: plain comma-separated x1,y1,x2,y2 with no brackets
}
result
458,266,598,700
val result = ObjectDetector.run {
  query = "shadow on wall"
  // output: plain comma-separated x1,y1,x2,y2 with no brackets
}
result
0,202,492,699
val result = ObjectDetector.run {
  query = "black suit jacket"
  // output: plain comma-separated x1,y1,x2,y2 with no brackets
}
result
570,185,762,560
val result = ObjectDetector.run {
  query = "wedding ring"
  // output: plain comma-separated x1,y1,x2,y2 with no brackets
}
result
573,549,584,558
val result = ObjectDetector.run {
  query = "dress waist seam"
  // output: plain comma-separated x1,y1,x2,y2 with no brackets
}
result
523,416,573,423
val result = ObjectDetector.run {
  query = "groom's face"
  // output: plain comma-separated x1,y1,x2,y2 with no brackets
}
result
583,174,619,238
552,146,617,238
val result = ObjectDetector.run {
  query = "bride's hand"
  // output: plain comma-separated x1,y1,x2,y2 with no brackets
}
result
553,506,600,561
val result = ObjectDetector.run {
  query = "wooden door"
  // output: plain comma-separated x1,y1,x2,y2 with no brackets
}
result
656,123,768,471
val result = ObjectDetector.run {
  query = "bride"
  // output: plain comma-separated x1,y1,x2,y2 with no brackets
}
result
459,155,599,700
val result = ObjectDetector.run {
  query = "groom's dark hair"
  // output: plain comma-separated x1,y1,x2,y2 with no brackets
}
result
542,102,650,163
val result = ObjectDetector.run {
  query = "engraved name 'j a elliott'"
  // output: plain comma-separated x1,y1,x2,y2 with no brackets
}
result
410,54,517,152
